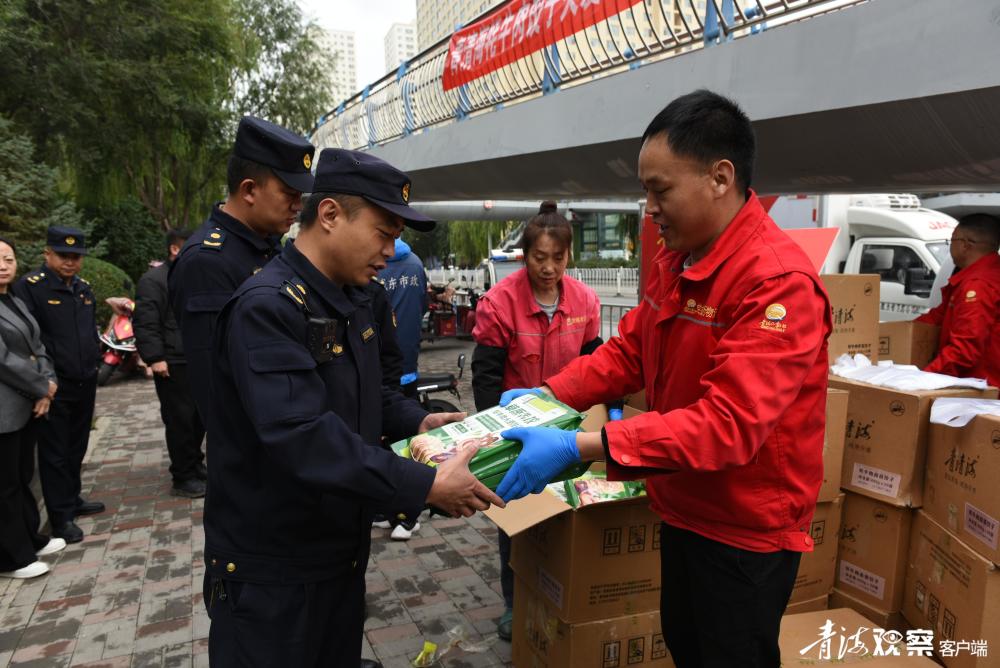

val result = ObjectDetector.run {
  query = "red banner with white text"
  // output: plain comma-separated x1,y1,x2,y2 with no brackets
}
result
442,0,643,91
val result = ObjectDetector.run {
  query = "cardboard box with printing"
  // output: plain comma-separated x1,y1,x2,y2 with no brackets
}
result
902,512,1000,668
821,274,880,361
790,494,844,604
829,588,908,634
511,577,675,668
781,608,938,666
821,389,849,503
827,377,997,507
836,492,913,612
924,414,1000,565
489,492,662,624
878,321,940,368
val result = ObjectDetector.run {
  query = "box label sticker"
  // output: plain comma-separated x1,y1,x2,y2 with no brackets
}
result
651,633,667,659
964,502,999,549
537,567,564,609
603,527,622,555
603,640,621,668
851,463,901,498
627,637,645,664
628,525,647,553
838,559,886,600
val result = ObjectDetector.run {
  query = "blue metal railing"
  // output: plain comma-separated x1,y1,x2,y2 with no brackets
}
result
311,0,864,151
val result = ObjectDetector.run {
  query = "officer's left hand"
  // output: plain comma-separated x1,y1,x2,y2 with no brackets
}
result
418,411,466,434
496,427,581,503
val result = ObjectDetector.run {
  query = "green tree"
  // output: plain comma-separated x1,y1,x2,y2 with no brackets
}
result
0,0,334,231
87,199,168,282
231,2,336,135
0,116,87,272
447,220,519,267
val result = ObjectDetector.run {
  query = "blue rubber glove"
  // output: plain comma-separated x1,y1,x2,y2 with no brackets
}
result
608,408,623,421
497,427,581,503
499,387,544,407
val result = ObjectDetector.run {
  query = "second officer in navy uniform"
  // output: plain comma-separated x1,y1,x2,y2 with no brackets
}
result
13,227,105,543
203,149,504,668
168,116,315,419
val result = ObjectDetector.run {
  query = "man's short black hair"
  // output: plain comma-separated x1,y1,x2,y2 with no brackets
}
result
165,229,192,253
958,213,1000,251
299,192,367,228
226,155,273,195
642,89,756,191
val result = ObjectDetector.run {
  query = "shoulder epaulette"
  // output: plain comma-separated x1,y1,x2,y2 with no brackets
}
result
78,276,90,285
279,279,310,314
201,228,225,251
24,270,45,285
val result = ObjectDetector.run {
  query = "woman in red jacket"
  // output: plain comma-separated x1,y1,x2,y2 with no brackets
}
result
471,202,603,640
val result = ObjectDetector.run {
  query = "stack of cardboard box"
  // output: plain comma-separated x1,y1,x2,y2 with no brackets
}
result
819,276,999,666
787,389,848,613
899,414,1000,668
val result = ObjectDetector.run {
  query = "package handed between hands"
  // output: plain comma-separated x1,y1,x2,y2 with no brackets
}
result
389,394,591,490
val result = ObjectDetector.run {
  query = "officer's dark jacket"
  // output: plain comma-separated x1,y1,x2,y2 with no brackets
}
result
205,242,435,583
168,207,280,413
13,266,100,380
134,262,184,365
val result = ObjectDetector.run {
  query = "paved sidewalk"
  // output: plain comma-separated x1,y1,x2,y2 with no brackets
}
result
0,339,514,667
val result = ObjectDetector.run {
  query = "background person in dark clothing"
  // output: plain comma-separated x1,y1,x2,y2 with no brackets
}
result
13,226,106,544
135,229,206,498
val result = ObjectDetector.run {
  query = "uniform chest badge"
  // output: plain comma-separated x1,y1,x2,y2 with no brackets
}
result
361,326,375,343
47,299,61,305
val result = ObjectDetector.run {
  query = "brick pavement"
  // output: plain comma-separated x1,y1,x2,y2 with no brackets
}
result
0,339,514,667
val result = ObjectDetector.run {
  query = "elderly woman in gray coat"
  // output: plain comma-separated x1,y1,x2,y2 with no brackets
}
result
0,236,65,579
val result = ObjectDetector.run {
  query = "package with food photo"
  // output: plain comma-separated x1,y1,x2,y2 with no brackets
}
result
564,470,646,508
389,393,590,490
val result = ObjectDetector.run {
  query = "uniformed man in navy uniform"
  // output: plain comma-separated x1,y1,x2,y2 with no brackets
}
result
168,116,315,420
13,227,105,543
203,149,503,668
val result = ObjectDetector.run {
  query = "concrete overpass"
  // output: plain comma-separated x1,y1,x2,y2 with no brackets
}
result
315,0,1000,200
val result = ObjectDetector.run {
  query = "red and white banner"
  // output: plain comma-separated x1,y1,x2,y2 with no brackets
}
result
442,0,643,91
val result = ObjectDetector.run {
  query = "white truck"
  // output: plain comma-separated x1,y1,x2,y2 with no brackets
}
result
768,194,958,321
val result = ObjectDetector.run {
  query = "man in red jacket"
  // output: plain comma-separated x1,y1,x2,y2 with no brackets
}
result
497,90,831,668
916,213,1000,385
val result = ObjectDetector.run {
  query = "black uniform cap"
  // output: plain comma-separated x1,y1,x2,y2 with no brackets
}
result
234,116,315,193
312,149,435,232
47,226,88,255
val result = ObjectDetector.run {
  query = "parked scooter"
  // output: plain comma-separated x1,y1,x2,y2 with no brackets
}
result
405,354,465,413
97,299,137,386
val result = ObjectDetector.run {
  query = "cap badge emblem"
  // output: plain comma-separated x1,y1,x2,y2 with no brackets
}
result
402,183,410,203
303,153,312,169
65,237,76,246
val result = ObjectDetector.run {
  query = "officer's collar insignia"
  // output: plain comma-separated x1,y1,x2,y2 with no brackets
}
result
253,266,261,274
65,236,76,246
361,326,375,342
402,183,410,203
284,285,305,305
303,153,312,169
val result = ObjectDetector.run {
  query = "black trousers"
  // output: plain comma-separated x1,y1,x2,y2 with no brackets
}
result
153,364,205,482
0,422,48,571
204,570,366,667
660,522,801,668
499,529,514,608
36,375,97,526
